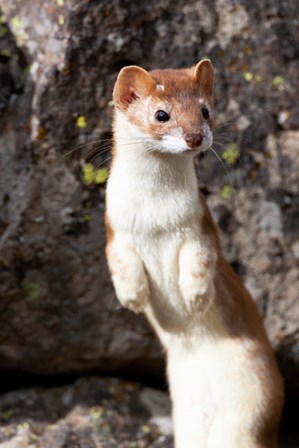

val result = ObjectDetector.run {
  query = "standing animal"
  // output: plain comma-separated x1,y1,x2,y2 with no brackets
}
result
105,59,284,448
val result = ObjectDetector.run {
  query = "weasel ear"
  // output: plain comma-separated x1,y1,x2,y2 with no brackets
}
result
113,65,155,111
194,59,214,104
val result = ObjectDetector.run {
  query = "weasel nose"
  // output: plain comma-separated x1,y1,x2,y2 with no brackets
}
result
185,133,203,148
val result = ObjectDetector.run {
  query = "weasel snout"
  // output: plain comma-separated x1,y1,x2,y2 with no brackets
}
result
185,133,203,149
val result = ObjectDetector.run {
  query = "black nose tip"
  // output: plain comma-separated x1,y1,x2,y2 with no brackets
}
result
185,133,203,148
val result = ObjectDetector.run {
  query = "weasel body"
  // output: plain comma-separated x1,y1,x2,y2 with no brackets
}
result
105,61,284,448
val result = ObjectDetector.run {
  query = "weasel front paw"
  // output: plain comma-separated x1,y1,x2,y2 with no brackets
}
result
178,241,217,315
115,282,149,314
179,274,215,315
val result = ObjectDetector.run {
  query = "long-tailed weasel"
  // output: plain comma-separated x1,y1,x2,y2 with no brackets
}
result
105,60,284,448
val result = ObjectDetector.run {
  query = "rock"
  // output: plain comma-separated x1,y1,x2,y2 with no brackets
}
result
0,0,298,393
0,377,173,448
0,1,164,378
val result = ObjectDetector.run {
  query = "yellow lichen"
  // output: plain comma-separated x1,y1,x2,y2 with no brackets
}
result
58,14,65,25
94,168,109,184
221,143,240,165
141,425,151,434
16,422,30,432
0,15,7,39
10,16,29,45
11,16,22,31
83,214,91,222
90,406,104,420
76,115,87,129
243,72,253,82
24,282,41,302
244,72,263,83
82,164,94,184
82,164,109,185
272,75,284,87
220,185,234,200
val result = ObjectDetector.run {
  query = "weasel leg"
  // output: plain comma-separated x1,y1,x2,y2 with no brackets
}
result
178,241,216,315
106,240,149,313
168,352,209,448
168,349,280,448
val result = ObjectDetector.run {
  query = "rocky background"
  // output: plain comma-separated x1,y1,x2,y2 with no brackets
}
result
0,0,298,446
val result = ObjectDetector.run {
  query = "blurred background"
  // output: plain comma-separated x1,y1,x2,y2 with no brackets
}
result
0,0,298,446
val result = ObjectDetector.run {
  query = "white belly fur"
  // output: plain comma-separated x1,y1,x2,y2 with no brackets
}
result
106,151,269,447
107,151,226,345
133,231,265,446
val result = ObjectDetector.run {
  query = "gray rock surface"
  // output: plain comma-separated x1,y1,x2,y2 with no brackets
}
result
0,0,298,391
0,377,173,448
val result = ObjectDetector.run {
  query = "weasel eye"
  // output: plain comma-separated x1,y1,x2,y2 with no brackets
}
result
201,105,210,120
155,110,170,122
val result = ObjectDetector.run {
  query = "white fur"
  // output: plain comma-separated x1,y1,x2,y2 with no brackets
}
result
106,236,150,313
156,83,165,92
168,340,265,448
178,240,216,315
160,124,212,154
108,113,202,235
106,110,267,447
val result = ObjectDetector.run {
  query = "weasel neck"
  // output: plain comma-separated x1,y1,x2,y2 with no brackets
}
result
107,111,202,235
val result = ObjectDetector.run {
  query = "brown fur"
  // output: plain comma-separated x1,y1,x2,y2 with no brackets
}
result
198,191,284,443
106,60,284,447
113,62,214,143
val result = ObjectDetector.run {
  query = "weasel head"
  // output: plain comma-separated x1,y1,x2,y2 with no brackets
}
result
113,60,214,156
